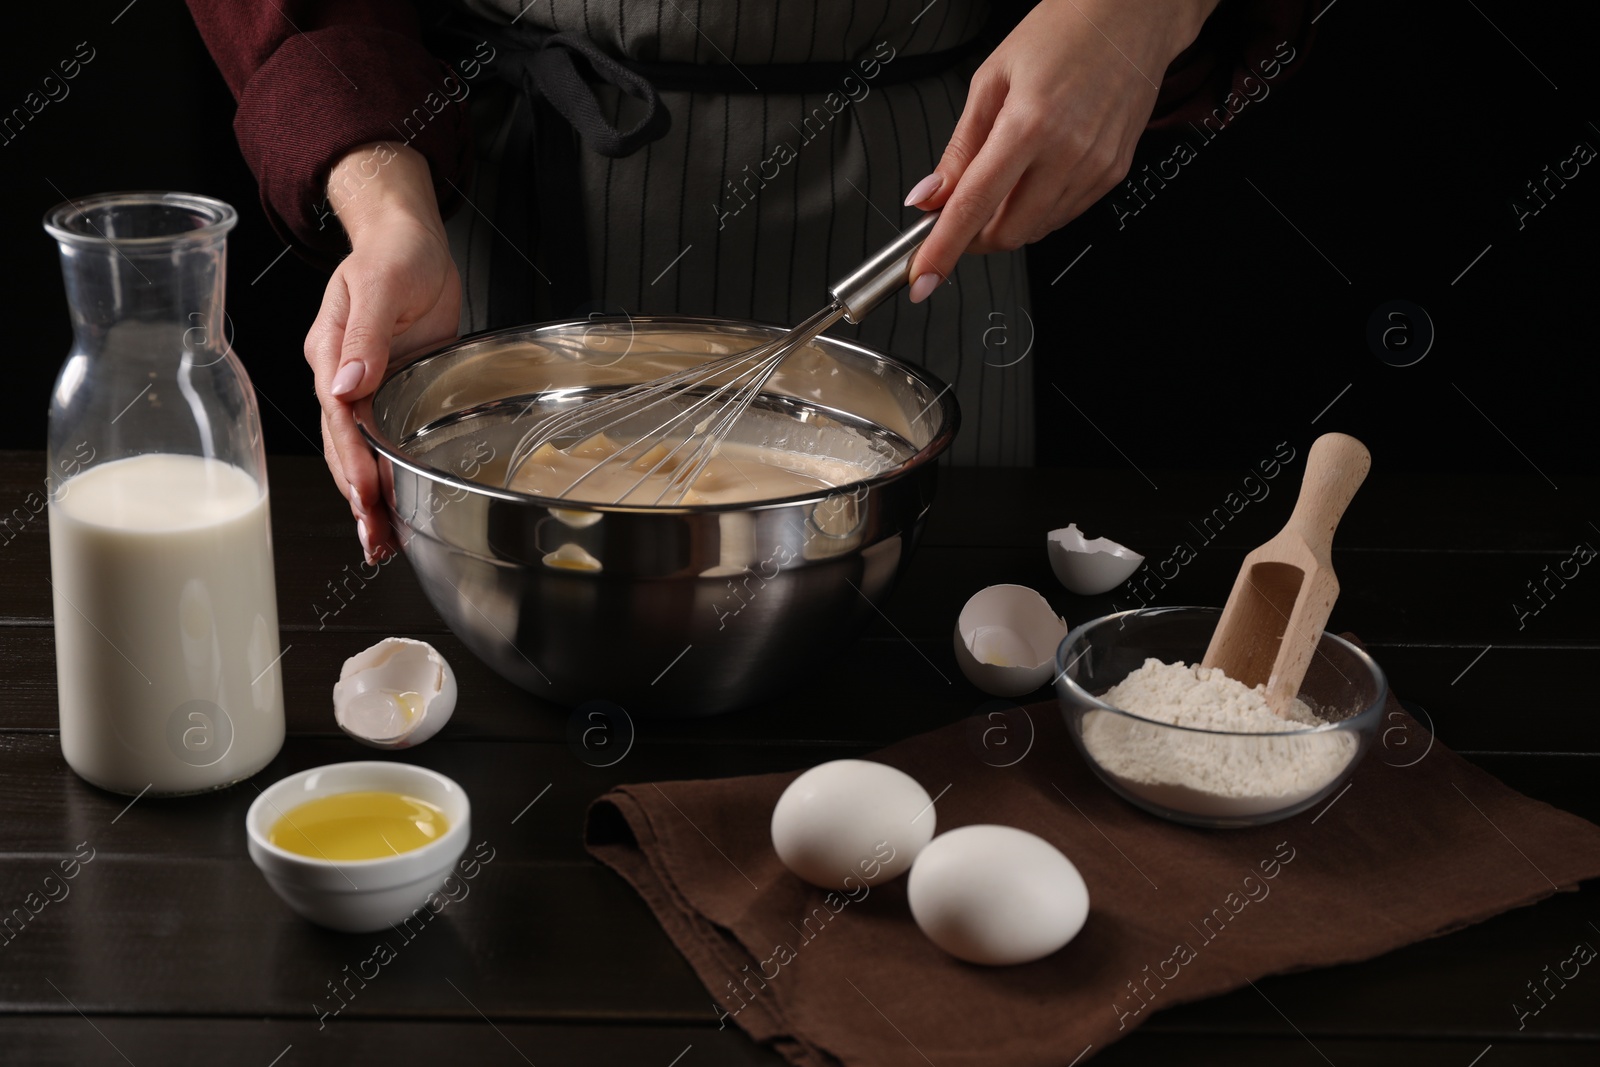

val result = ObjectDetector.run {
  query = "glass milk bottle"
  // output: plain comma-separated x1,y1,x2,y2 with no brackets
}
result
44,192,285,795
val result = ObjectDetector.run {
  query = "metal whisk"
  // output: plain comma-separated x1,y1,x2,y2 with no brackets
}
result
503,210,941,505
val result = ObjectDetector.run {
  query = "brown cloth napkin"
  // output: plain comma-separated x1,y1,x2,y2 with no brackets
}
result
585,677,1600,1067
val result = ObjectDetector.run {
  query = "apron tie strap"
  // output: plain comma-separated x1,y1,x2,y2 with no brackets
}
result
515,30,672,158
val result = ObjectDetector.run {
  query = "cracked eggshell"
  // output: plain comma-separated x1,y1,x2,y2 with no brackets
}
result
1047,523,1144,595
333,638,458,749
953,585,1069,698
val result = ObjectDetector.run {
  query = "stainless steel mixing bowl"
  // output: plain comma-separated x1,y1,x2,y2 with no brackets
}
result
360,316,959,715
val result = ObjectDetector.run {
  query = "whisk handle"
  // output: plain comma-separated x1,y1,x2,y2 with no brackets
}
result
827,209,941,324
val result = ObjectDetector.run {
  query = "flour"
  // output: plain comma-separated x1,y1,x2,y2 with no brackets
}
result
1079,658,1358,819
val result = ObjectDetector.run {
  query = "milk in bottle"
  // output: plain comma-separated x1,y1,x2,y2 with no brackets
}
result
44,192,285,794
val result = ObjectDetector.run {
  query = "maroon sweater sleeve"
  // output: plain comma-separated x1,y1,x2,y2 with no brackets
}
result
185,0,472,266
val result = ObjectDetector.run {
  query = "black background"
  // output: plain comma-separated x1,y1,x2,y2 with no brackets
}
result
3,2,1595,481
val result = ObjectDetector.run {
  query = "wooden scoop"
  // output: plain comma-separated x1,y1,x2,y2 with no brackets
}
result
1201,433,1371,716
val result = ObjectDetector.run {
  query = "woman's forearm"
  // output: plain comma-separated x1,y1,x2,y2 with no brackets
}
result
184,1,470,263
327,141,448,247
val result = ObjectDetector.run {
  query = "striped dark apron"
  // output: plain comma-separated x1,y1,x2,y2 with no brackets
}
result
443,0,1034,466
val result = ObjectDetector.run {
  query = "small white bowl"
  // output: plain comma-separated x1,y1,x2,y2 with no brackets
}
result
1047,524,1144,595
246,761,471,933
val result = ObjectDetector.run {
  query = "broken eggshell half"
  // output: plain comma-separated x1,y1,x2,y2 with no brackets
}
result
333,638,458,749
953,585,1069,698
1047,524,1144,595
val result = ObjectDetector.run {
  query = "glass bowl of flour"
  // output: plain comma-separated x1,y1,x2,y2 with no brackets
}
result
1054,606,1386,828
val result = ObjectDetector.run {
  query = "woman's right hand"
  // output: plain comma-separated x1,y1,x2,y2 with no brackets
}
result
305,142,461,564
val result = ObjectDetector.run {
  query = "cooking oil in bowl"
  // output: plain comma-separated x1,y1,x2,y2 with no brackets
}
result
267,791,449,861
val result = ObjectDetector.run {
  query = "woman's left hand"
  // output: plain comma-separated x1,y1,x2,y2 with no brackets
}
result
905,0,1219,301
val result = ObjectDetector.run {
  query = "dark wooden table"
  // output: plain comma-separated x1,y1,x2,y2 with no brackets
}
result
2,449,1597,1065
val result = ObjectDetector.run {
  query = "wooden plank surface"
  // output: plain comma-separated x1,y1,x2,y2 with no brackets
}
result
2,628,1597,752
0,848,1596,1033
1,1019,1590,1067
2,450,1597,1064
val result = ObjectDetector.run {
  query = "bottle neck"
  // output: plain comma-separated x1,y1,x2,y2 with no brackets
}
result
57,235,228,359
45,192,263,487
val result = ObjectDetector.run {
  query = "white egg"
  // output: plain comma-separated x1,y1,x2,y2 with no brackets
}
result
908,825,1089,966
770,759,935,890
953,585,1069,697
1047,524,1144,595
332,638,458,749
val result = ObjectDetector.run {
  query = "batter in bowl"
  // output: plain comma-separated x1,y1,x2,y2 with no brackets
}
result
506,432,872,506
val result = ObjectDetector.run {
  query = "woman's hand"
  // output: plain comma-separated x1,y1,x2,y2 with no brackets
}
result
905,0,1219,300
305,142,461,562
